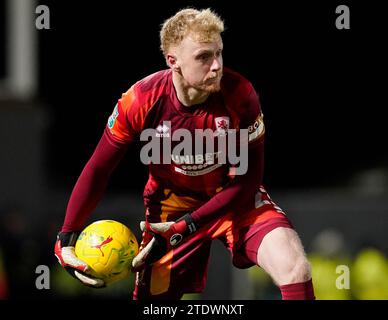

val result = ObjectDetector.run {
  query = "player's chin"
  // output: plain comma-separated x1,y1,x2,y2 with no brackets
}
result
202,82,221,93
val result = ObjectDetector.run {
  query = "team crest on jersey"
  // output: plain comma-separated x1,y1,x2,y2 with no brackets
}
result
214,116,229,137
107,104,119,129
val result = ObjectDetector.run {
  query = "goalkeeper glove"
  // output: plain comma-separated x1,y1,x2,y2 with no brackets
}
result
132,213,197,271
54,231,105,288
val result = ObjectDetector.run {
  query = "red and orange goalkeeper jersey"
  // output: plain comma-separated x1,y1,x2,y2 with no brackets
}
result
62,67,265,232
107,68,265,222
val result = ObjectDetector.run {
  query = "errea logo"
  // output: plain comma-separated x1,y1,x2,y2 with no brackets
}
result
156,123,170,137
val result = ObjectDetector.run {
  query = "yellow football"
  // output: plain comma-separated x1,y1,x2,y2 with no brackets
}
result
75,220,138,285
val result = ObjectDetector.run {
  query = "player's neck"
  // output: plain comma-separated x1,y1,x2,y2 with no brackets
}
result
172,72,210,107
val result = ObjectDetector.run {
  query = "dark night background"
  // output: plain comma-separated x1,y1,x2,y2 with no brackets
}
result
1,0,387,300
38,0,386,191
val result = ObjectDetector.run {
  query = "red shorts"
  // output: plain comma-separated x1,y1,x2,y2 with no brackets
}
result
133,188,293,299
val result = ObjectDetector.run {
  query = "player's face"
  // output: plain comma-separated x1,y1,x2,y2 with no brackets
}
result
176,33,223,93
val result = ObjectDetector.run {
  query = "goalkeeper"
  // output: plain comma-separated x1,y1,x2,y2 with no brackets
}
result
55,8,315,300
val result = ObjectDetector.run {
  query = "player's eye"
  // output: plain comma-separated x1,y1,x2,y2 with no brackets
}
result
197,53,211,61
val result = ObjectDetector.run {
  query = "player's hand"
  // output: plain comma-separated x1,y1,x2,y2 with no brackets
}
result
145,213,197,247
54,231,105,288
131,233,167,271
131,213,197,271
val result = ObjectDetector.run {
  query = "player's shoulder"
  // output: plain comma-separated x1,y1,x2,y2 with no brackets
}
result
120,69,171,112
134,69,171,94
221,67,260,118
221,67,256,99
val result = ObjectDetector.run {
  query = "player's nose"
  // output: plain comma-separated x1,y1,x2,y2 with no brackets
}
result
210,56,222,72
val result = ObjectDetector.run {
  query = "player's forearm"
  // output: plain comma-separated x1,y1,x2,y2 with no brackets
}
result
61,129,129,232
191,141,264,226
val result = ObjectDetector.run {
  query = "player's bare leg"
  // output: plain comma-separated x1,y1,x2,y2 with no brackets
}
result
257,227,315,299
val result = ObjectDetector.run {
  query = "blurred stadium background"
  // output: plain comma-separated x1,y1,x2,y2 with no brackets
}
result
0,0,387,300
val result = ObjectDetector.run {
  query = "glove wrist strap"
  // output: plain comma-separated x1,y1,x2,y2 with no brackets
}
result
58,231,80,247
180,213,197,234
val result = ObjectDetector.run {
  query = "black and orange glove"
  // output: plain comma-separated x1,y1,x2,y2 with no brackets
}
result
54,231,105,288
131,214,197,271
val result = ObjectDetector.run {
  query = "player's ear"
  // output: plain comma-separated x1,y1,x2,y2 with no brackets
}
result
166,54,180,72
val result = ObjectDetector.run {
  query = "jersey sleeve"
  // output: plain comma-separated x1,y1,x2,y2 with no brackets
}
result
61,130,129,232
106,85,143,143
239,83,265,146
